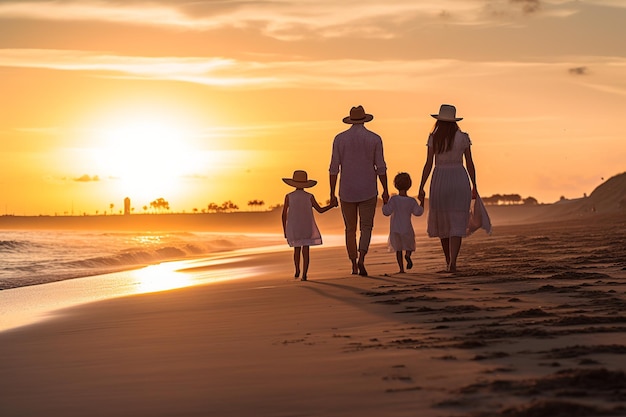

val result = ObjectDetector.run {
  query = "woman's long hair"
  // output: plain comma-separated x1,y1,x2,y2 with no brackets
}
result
431,120,459,154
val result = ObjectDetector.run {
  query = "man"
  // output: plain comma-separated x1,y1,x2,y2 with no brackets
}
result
329,105,389,276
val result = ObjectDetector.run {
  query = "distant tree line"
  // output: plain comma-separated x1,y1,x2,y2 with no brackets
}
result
247,200,265,210
206,200,239,213
93,191,542,217
482,194,538,205
99,197,284,215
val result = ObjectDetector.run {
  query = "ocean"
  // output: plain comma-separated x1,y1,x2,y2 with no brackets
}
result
0,230,285,291
0,230,295,331
0,230,366,331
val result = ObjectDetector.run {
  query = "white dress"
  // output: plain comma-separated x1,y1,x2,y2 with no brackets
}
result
427,130,472,238
285,189,323,247
382,195,424,251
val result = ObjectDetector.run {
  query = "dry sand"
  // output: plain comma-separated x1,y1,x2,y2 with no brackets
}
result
1,209,626,416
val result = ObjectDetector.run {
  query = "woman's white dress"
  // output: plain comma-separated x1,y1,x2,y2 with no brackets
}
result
285,189,323,247
382,195,424,251
427,130,472,238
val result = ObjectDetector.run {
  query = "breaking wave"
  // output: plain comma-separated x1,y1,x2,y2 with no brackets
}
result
0,231,282,290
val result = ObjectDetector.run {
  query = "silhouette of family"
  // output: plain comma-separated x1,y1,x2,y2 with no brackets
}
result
281,104,490,280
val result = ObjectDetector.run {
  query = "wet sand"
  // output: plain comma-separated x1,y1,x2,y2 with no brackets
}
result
1,212,625,416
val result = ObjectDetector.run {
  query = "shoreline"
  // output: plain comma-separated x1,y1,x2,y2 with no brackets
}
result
0,233,385,332
1,208,622,332
0,229,290,291
0,240,299,332
0,250,263,333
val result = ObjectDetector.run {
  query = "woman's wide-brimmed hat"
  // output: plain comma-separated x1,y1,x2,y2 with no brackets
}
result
431,104,463,122
343,105,374,124
282,170,317,188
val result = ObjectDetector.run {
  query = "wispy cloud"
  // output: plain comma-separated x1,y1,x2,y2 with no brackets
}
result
575,82,626,97
0,49,518,90
0,49,273,87
0,1,202,28
0,0,595,40
74,174,100,182
568,66,588,75
587,0,626,8
510,0,541,15
2,49,625,94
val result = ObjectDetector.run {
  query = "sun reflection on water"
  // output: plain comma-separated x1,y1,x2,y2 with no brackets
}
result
128,256,264,295
131,262,193,294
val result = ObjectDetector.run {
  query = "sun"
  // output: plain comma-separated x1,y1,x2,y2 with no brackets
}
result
91,113,204,202
80,105,254,211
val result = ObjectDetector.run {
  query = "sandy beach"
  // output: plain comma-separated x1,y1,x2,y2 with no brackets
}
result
1,205,625,416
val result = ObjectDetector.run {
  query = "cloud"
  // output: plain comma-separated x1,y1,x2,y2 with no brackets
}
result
568,66,588,75
575,82,626,97
0,49,495,90
0,0,589,40
74,174,100,182
0,49,272,87
0,1,202,29
510,0,541,15
587,0,626,8
2,49,625,94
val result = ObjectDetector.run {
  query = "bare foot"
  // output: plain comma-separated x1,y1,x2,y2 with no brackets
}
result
358,263,368,276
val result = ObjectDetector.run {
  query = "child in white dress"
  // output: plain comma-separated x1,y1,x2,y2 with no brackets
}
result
382,172,425,273
281,170,336,280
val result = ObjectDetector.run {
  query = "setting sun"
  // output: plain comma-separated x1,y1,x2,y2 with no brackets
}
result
87,112,203,203
65,106,260,213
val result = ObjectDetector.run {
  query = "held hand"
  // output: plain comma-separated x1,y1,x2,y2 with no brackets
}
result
330,195,338,207
382,190,390,204
417,189,426,207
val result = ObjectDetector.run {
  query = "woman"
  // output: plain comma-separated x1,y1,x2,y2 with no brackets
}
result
418,104,477,273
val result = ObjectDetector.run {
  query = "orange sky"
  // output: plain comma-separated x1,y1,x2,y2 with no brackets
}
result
1,0,625,215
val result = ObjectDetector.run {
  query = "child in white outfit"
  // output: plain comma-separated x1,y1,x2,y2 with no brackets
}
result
281,170,337,280
382,172,425,273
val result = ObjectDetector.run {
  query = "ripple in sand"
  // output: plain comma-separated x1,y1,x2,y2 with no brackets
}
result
538,344,626,359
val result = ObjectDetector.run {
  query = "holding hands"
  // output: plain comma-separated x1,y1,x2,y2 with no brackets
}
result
418,188,426,207
381,190,390,204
